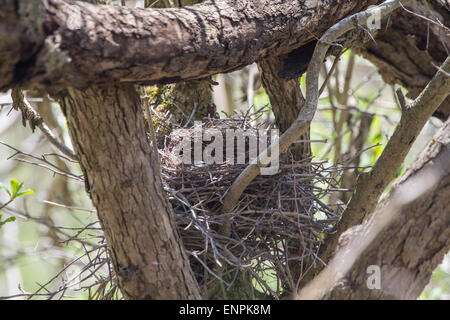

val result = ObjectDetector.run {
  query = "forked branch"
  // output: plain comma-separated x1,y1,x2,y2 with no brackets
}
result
221,0,413,213
318,55,450,265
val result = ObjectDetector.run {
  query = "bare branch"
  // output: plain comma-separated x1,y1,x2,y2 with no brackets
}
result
0,141,82,181
356,0,450,120
10,89,77,160
221,0,412,213
0,0,378,92
318,55,450,267
298,119,450,300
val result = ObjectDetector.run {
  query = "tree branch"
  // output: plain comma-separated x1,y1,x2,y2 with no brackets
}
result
221,0,412,213
61,84,202,299
297,118,450,299
318,55,450,265
0,0,375,93
356,0,450,120
10,89,77,160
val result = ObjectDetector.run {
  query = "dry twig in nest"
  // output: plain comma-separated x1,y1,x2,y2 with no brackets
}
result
158,116,346,297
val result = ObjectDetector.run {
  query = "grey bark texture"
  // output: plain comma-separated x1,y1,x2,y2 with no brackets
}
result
0,0,378,93
357,0,450,120
61,85,201,299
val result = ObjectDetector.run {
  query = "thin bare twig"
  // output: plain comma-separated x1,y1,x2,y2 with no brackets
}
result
0,142,83,182
10,89,77,160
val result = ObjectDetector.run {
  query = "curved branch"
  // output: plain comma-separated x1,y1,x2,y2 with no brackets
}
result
221,0,411,212
318,55,450,266
298,118,450,300
356,0,450,120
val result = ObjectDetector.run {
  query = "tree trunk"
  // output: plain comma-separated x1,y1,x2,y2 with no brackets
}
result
61,84,201,299
1,0,449,300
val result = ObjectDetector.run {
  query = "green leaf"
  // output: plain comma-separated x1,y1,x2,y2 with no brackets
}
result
1,179,34,202
0,215,16,227
10,178,20,195
16,189,35,197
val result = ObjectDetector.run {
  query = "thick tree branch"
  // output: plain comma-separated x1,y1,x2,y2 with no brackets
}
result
222,0,411,213
298,118,450,299
258,56,311,157
61,84,201,299
318,55,450,265
0,0,376,93
357,0,450,120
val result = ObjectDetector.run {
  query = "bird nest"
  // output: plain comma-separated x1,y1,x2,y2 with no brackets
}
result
158,116,343,298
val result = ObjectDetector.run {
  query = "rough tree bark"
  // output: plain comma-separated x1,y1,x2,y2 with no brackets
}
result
298,118,450,299
0,0,377,299
259,56,311,157
60,85,201,299
146,0,215,129
357,0,450,120
0,0,378,93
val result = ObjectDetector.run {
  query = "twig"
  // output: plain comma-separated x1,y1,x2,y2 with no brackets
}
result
318,49,346,97
10,89,77,160
431,62,450,77
395,88,407,112
42,200,96,213
0,141,83,182
183,103,198,128
0,199,13,211
399,2,450,34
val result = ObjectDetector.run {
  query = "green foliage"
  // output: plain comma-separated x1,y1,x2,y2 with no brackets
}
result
420,262,450,300
0,214,16,227
253,88,271,116
0,178,35,201
0,178,35,228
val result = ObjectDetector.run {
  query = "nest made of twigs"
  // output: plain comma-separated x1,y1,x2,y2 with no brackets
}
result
158,116,343,297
